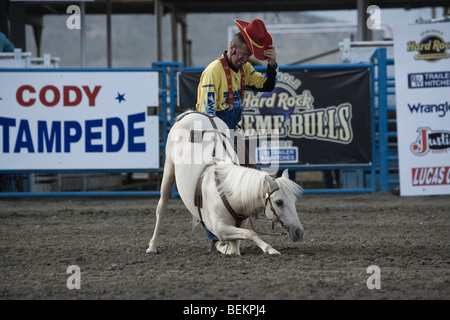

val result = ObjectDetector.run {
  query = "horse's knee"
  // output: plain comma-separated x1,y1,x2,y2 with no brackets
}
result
241,228,258,240
216,241,240,255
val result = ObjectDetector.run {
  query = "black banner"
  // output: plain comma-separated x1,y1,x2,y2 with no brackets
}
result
178,67,371,165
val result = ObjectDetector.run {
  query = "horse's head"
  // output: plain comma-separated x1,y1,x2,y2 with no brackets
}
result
264,170,304,242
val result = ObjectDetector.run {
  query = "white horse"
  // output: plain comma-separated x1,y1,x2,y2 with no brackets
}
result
146,111,304,255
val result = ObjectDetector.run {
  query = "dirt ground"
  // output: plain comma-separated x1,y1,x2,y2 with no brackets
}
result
0,192,449,301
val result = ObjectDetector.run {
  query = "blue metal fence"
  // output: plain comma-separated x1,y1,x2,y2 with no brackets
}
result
1,54,396,197
371,48,399,192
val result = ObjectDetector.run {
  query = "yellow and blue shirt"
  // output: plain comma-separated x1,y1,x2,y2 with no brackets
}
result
196,52,278,129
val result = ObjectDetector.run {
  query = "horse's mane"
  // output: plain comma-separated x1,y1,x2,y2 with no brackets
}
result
213,162,268,212
211,161,302,213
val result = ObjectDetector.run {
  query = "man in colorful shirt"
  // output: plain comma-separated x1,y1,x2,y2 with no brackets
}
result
196,19,278,130
195,19,278,250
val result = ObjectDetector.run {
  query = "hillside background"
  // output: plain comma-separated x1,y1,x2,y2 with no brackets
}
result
24,11,357,68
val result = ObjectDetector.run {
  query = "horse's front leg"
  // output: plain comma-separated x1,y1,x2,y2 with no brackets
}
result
215,224,280,255
146,160,175,254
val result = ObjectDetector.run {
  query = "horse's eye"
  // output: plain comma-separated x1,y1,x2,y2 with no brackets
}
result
275,199,283,207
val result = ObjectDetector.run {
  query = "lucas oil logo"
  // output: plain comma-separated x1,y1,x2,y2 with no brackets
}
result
407,32,450,62
241,71,353,144
412,166,450,187
411,127,450,156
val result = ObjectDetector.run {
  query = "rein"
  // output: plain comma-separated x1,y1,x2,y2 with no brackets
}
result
214,170,247,227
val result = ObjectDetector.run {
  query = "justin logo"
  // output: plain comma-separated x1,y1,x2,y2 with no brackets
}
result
407,33,450,62
411,127,450,156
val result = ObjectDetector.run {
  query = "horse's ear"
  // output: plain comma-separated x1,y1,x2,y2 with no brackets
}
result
264,174,276,191
282,169,289,179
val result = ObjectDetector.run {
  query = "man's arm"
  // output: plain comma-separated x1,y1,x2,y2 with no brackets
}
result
261,62,278,92
247,62,278,93
264,45,277,68
260,44,277,91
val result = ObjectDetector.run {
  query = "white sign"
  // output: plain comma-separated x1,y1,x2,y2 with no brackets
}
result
393,22,450,196
0,70,159,170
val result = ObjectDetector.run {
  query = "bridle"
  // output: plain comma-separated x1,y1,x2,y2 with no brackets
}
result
248,185,287,237
264,186,280,221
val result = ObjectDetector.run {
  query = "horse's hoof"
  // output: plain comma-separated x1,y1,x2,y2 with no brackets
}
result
146,247,158,254
268,248,281,255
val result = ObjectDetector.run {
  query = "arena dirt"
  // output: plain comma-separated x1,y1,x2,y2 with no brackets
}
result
0,193,449,300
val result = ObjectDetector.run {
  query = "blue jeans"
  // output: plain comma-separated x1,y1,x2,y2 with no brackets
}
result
215,106,242,130
205,228,219,241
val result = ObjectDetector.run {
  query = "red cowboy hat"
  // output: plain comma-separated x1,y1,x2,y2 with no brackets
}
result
234,19,273,61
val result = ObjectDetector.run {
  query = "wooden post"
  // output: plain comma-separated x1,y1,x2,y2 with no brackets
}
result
155,0,163,61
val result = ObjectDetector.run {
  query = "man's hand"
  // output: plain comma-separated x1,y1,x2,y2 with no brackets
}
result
264,45,277,68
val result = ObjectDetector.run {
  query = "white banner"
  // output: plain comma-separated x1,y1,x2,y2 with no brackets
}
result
0,70,159,170
393,22,450,196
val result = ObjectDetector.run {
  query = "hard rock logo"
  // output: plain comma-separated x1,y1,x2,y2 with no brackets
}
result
241,71,353,144
407,33,450,62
